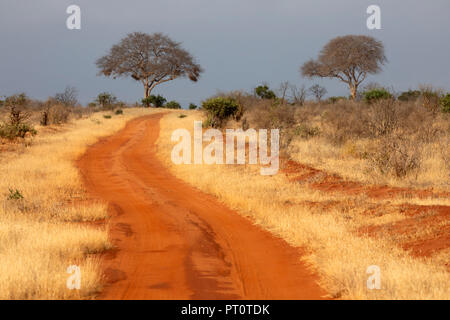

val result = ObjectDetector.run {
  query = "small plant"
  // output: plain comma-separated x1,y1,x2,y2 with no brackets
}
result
103,115,112,119
115,109,124,115
7,188,24,200
178,114,187,118
363,89,392,104
188,103,198,110
439,93,450,113
165,101,181,109
202,97,240,128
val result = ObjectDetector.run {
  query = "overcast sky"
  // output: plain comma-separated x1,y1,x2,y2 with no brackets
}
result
0,0,449,106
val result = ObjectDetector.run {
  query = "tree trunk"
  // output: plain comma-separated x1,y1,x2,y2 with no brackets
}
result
144,79,151,98
350,84,358,100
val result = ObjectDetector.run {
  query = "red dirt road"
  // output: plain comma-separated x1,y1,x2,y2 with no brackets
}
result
78,114,327,300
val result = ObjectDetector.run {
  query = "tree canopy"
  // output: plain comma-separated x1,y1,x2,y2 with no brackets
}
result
301,35,386,100
96,32,203,98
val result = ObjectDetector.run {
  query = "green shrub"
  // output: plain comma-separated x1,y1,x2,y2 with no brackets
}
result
142,95,166,108
439,93,450,113
103,115,112,119
254,85,277,100
398,90,420,102
96,92,117,110
0,123,36,139
363,89,392,104
115,109,124,115
328,96,347,104
202,97,240,128
189,103,198,110
165,101,181,109
178,114,187,118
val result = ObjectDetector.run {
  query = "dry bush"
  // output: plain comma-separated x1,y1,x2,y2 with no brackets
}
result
366,99,398,137
438,135,450,171
320,101,370,145
48,105,70,125
419,85,442,113
368,134,422,178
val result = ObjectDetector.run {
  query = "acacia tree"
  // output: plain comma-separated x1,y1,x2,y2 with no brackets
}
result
301,35,386,100
96,32,203,98
308,84,327,102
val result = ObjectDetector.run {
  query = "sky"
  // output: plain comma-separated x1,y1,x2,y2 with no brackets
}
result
0,0,449,107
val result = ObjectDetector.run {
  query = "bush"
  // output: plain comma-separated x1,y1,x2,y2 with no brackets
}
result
439,93,450,113
96,92,117,110
368,135,422,178
165,101,181,109
103,115,112,119
294,124,320,139
0,106,36,140
363,89,392,104
398,90,420,102
0,123,36,139
142,95,166,108
202,97,240,128
189,103,197,110
49,105,70,124
178,114,187,118
115,109,124,115
419,85,441,112
54,86,78,106
366,99,398,137
255,85,277,100
4,93,28,107
328,96,347,104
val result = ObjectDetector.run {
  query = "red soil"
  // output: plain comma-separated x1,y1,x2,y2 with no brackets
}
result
77,114,327,300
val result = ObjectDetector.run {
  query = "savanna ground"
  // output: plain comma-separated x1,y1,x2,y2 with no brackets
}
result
0,91,449,299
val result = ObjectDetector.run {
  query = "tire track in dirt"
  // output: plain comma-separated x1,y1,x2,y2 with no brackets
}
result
78,114,327,300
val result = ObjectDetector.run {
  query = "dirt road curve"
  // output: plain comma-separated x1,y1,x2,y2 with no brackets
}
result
78,114,327,300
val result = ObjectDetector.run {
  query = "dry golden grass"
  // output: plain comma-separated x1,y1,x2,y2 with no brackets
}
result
0,108,161,299
288,137,449,190
156,111,450,300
